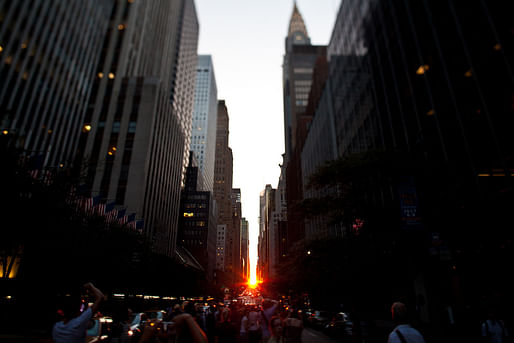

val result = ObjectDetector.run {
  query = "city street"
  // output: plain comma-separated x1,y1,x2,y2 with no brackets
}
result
302,328,341,343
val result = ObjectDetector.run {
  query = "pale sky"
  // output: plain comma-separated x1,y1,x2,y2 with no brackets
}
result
194,0,341,282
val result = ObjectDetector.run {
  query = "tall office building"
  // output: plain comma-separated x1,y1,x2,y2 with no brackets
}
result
240,217,250,283
282,3,326,249
213,100,240,285
0,1,113,168
191,55,218,192
82,0,199,256
230,188,242,284
179,152,217,280
298,0,514,325
257,184,275,282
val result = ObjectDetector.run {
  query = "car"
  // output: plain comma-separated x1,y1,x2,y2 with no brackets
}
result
307,310,332,330
324,312,352,341
86,316,113,342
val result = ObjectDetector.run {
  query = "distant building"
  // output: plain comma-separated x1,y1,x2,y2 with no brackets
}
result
216,224,226,271
0,1,113,168
213,100,239,285
179,152,217,280
240,217,250,283
191,55,218,192
258,184,275,282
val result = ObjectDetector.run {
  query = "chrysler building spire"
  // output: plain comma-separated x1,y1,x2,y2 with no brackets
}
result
287,1,310,45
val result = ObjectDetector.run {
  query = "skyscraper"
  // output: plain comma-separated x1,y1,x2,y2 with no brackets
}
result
82,0,199,256
0,1,113,168
191,55,218,192
213,100,241,285
179,152,217,281
282,3,326,249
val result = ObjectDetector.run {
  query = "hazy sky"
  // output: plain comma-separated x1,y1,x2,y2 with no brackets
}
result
194,0,341,281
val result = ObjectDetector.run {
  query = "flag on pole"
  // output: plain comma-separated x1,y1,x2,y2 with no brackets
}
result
117,209,127,224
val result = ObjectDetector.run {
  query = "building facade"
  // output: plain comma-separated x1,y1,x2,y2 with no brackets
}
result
213,100,239,285
191,55,218,192
178,152,217,280
282,3,326,251
0,1,113,168
82,0,199,256
240,217,250,283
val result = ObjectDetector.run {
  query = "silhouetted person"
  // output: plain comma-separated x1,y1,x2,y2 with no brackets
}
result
388,302,425,343
53,282,104,343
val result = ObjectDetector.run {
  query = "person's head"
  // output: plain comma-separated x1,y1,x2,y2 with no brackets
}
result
262,299,273,310
58,294,84,321
270,316,283,337
391,302,408,324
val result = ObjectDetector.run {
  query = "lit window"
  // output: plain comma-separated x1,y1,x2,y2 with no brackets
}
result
2,130,8,135
118,24,125,30
416,65,429,75
0,46,3,52
464,69,472,77
427,109,435,116
184,213,194,217
108,73,115,79
493,44,501,51
98,72,104,78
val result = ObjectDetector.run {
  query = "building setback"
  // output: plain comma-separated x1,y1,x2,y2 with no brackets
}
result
82,0,199,257
191,55,218,192
0,1,113,168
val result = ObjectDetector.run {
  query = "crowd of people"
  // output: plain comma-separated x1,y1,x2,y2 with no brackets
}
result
51,283,510,343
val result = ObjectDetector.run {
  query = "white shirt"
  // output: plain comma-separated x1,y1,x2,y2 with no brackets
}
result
388,324,426,343
53,307,93,343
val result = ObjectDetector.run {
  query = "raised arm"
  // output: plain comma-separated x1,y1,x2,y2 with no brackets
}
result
83,282,104,315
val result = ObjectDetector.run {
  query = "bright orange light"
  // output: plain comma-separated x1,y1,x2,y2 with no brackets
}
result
248,279,258,289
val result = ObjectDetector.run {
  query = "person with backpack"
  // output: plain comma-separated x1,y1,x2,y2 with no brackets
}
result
388,302,426,343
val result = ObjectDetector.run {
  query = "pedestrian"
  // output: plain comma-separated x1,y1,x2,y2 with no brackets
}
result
240,308,250,343
52,282,105,343
261,299,279,343
387,302,426,343
283,309,303,343
215,307,238,343
268,316,285,343
247,306,262,343
481,308,509,343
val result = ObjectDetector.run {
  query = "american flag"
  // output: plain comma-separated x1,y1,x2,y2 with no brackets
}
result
90,196,102,216
96,202,106,216
117,209,127,225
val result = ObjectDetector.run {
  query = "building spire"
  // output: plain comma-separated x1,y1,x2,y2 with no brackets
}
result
288,1,309,40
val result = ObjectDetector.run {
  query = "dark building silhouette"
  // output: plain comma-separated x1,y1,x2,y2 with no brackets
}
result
299,0,514,336
178,152,217,281
282,3,327,253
